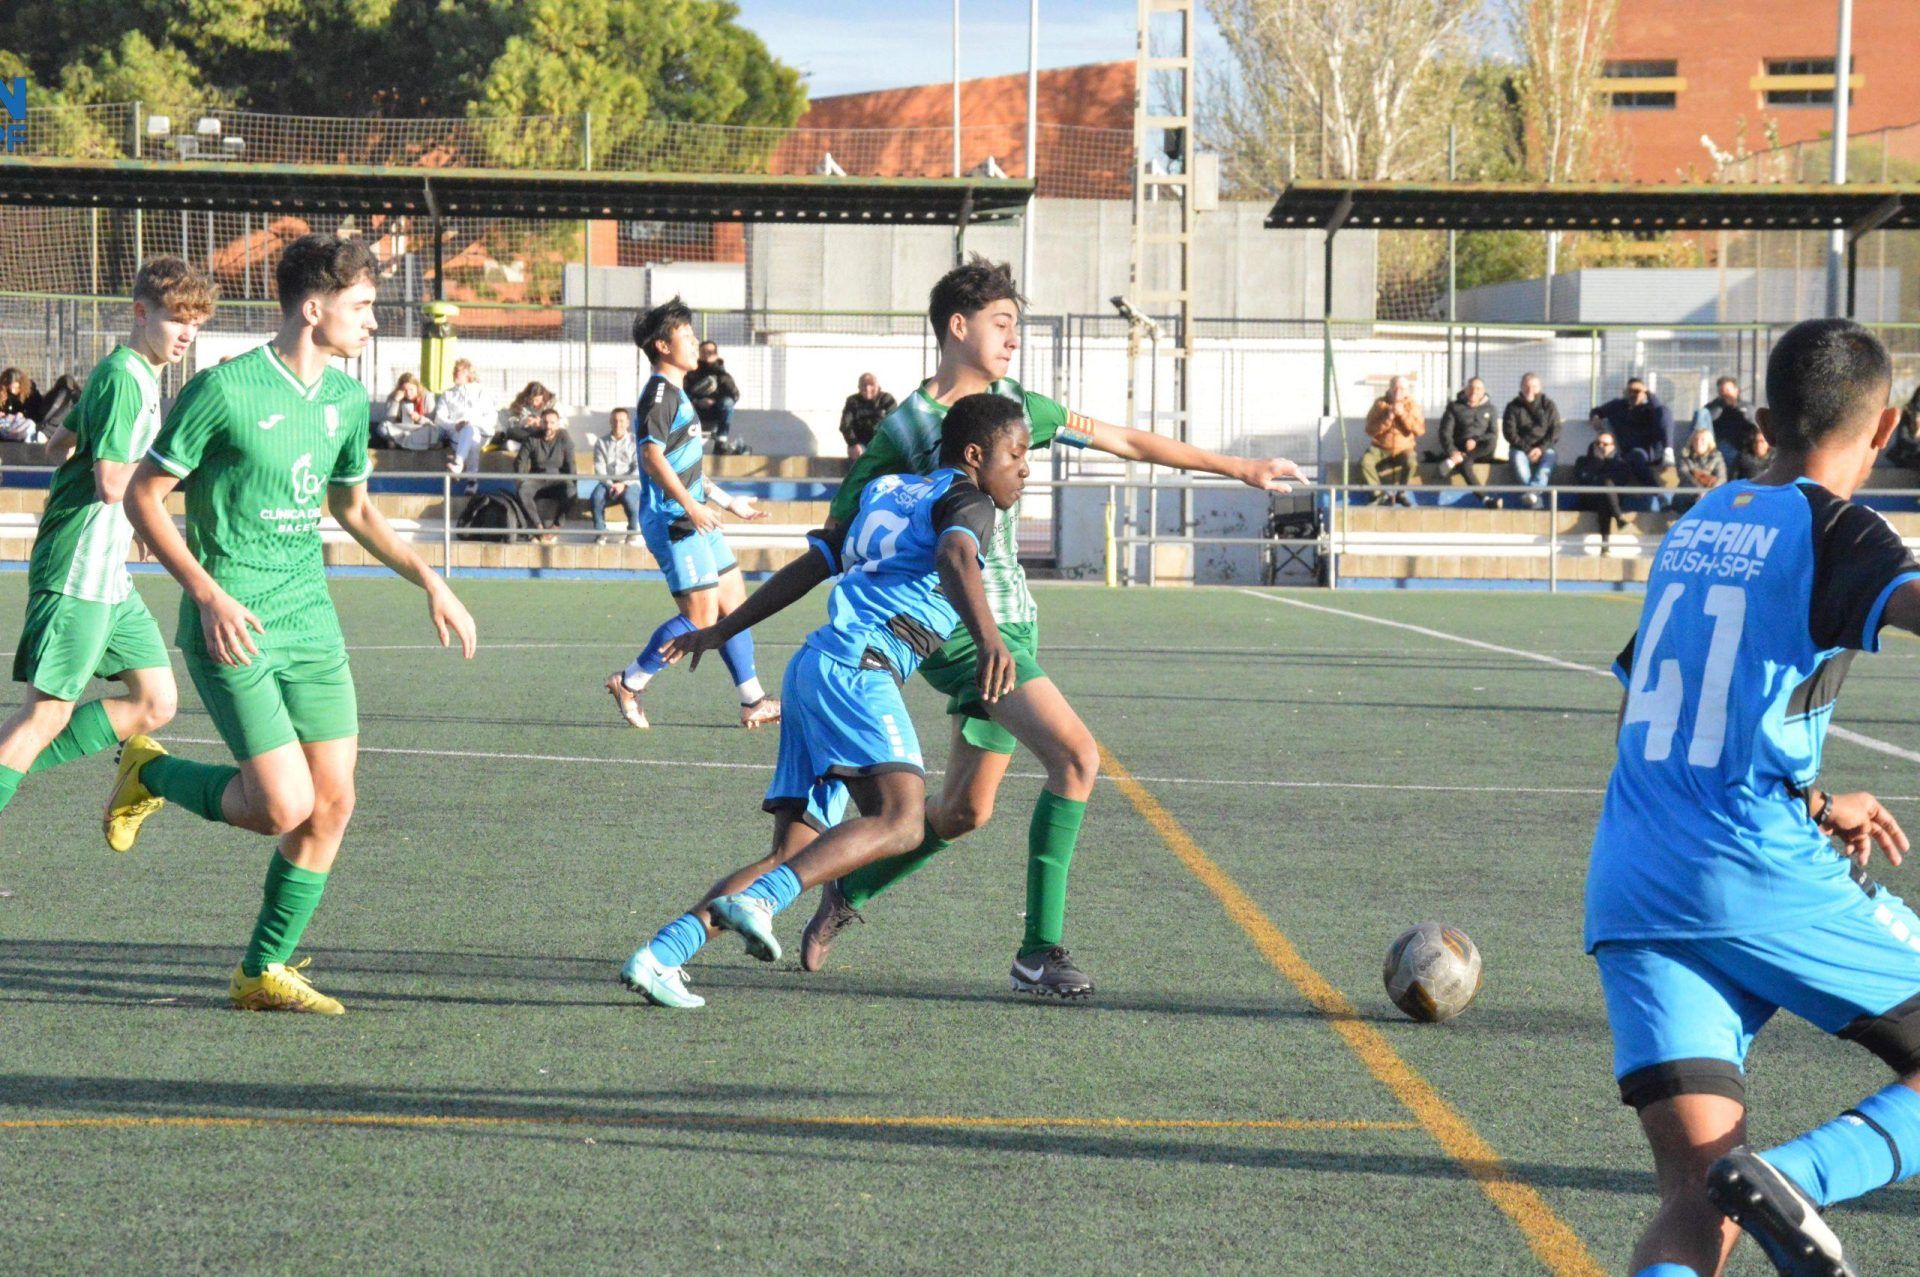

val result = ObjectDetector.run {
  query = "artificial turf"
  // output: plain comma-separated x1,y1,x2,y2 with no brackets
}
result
2,576,1916,1274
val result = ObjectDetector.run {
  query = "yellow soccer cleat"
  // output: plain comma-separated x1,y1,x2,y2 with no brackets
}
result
103,734,169,853
229,957,345,1015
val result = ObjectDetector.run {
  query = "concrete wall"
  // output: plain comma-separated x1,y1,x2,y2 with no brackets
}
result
747,199,1378,321
1456,267,1902,325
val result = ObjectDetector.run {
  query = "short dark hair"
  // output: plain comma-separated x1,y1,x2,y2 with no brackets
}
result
928,255,1027,349
938,393,1026,466
1765,318,1893,450
1626,375,1647,388
276,234,378,315
633,297,694,364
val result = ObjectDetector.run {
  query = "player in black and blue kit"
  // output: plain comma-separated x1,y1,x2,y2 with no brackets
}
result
619,394,1027,1009
605,298,780,730
1590,320,1920,1277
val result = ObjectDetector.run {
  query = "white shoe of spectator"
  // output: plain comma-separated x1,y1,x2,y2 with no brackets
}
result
625,533,645,548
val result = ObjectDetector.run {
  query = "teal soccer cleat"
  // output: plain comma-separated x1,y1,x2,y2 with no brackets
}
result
709,893,782,963
620,948,705,1009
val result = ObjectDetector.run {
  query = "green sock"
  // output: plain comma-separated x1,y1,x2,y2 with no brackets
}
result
1020,790,1087,956
27,700,119,774
143,754,241,824
242,853,330,977
841,826,953,909
0,763,21,814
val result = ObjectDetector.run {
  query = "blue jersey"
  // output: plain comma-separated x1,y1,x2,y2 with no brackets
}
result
1586,478,1920,948
636,374,705,527
804,468,997,681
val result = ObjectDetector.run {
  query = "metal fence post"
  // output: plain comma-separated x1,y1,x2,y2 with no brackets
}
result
1548,486,1558,594
443,471,454,577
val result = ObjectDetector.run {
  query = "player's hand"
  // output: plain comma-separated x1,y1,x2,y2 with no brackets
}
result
131,533,152,563
427,582,478,659
199,590,264,667
688,504,720,534
1824,791,1908,869
1237,457,1308,493
730,497,769,522
660,624,729,670
975,639,1017,704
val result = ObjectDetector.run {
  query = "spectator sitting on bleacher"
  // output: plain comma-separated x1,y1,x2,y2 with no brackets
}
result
1592,377,1674,496
0,367,80,442
1362,375,1424,506
1885,384,1920,473
433,358,497,475
1503,372,1561,509
839,372,896,459
1731,424,1775,481
1573,431,1635,550
499,381,556,455
375,371,439,450
592,406,643,547
1673,425,1727,514
1436,376,1497,506
1692,376,1755,469
687,341,745,456
504,404,576,544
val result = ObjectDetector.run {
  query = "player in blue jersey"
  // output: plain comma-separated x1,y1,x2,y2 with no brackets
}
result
1589,319,1920,1277
604,297,780,731
619,393,1027,1008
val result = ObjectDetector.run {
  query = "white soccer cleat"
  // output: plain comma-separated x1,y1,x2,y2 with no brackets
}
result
709,892,781,963
1707,1147,1856,1277
619,948,704,1009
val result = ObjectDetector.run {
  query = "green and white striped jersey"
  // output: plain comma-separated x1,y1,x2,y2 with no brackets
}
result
29,344,164,604
828,378,1089,626
148,344,372,648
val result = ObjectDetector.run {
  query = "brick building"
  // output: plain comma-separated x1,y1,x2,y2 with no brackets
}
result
1603,0,1920,181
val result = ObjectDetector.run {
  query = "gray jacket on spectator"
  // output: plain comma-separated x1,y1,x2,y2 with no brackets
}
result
1503,395,1561,453
1439,393,1497,456
593,431,638,479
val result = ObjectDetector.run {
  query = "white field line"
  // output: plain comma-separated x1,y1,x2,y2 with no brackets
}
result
1235,589,1920,768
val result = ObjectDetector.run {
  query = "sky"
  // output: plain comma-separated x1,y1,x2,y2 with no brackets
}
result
732,0,1224,99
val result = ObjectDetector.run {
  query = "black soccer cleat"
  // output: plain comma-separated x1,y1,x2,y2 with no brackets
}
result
798,877,863,973
1705,1147,1857,1277
1009,946,1094,1000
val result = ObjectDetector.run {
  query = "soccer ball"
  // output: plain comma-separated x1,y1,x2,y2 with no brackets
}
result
1383,923,1482,1023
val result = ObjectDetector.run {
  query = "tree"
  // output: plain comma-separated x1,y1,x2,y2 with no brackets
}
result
1205,0,1484,190
1503,0,1618,185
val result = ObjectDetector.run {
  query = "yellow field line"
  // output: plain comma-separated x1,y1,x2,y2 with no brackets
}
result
1097,743,1605,1277
0,1113,1417,1134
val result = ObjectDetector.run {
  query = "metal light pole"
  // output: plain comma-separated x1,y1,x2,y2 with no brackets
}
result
1826,0,1853,316
1020,0,1038,378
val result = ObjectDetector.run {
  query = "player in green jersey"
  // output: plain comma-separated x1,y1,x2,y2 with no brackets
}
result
115,234,478,1015
0,258,217,840
669,257,1303,998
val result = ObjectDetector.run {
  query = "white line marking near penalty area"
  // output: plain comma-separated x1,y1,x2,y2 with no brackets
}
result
1235,589,1920,769
159,736,1609,797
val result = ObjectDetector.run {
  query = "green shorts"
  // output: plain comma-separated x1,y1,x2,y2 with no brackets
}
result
916,620,1046,756
185,643,358,762
13,589,172,702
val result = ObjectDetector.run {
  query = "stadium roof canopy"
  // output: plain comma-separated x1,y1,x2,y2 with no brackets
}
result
0,157,1034,225
1266,180,1920,234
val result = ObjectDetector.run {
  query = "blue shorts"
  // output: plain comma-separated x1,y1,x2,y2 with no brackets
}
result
1595,887,1920,1109
640,518,737,595
762,646,924,831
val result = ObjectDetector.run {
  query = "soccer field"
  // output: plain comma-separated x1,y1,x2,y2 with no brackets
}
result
4,575,1917,1275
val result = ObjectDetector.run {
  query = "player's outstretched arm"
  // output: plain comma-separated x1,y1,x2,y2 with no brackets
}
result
662,543,835,669
125,459,265,667
704,482,768,522
1082,417,1306,492
936,533,1014,703
327,483,477,658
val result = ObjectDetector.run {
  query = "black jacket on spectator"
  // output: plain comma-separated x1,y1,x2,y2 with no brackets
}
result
1439,393,1496,456
1573,450,1634,487
840,391,898,451
1888,387,1920,472
685,360,739,412
1732,448,1774,481
1705,398,1756,452
1594,393,1674,455
1503,395,1561,453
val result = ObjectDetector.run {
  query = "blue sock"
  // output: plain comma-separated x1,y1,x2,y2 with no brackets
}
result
645,913,710,969
719,629,764,703
625,614,697,685
1763,1082,1920,1207
1632,1266,1698,1277
740,864,802,915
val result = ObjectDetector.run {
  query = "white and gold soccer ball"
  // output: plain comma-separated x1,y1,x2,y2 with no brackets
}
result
1383,922,1482,1023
